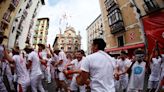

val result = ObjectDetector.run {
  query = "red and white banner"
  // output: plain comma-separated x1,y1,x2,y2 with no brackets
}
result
142,11,164,53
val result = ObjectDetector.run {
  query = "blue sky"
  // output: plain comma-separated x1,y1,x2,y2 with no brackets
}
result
38,0,101,51
48,0,60,6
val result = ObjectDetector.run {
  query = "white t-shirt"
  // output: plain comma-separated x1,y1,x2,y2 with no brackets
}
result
71,58,85,77
28,51,42,78
38,50,48,60
117,58,132,79
47,58,52,66
128,61,146,90
13,55,30,84
81,50,115,92
58,51,67,71
149,57,162,81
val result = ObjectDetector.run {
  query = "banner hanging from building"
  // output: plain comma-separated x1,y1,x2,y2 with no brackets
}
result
142,11,164,53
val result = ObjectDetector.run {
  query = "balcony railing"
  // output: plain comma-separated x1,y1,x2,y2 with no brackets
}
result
110,20,125,34
105,0,116,11
143,0,159,14
3,12,11,25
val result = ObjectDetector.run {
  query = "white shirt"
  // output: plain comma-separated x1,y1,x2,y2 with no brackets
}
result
81,50,115,92
39,50,48,60
149,56,162,81
52,53,59,64
28,51,42,78
128,61,146,90
58,51,67,71
71,58,85,77
13,55,30,84
117,58,132,79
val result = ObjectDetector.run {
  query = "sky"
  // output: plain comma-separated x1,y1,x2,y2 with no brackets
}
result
38,0,101,51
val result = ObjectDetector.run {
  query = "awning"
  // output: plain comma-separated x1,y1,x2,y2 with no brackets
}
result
105,43,145,52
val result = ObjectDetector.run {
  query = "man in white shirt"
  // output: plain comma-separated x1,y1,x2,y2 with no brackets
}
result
148,49,162,92
76,38,116,92
38,44,48,79
24,45,45,92
65,50,86,92
4,46,30,92
127,49,146,92
56,50,68,92
116,51,131,92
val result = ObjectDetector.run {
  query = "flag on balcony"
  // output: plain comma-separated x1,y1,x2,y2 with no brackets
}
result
142,11,164,53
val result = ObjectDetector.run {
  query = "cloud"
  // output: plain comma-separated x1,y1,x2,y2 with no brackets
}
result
38,0,101,51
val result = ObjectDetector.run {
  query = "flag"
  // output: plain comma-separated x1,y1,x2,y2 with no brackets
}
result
142,11,164,53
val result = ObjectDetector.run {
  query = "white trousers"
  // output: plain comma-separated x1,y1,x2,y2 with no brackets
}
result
31,75,45,92
17,82,30,92
70,76,86,92
46,66,51,83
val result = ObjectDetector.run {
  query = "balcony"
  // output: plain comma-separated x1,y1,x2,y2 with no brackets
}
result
110,20,125,34
9,0,19,10
2,12,11,25
143,0,159,14
105,0,116,11
22,9,28,18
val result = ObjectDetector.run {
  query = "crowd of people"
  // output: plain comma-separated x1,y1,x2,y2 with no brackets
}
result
0,35,164,92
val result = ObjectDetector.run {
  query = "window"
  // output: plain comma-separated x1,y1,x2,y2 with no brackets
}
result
144,0,157,8
117,36,124,47
12,27,15,33
3,9,12,22
69,40,71,43
61,47,64,50
68,33,71,36
143,0,159,13
18,9,22,13
108,9,122,26
75,47,78,50
68,47,71,50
